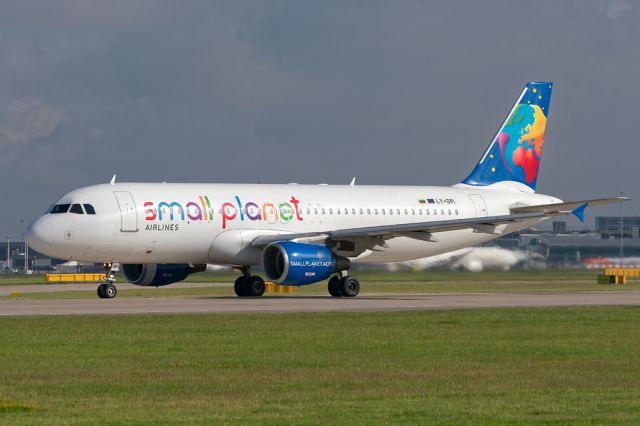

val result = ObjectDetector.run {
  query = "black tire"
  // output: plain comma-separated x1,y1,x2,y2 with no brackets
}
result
328,276,342,297
104,284,117,299
243,276,265,297
97,284,107,299
340,276,360,297
234,276,247,297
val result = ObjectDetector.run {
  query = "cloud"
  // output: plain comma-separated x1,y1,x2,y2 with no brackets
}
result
0,96,68,144
0,1,638,237
593,0,634,20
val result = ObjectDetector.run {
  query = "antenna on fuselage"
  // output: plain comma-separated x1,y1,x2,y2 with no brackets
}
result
110,174,117,185
350,177,356,186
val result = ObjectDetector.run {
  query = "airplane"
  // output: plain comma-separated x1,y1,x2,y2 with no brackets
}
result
25,81,629,299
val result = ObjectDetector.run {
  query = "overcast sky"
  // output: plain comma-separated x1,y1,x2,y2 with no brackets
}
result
1,0,638,238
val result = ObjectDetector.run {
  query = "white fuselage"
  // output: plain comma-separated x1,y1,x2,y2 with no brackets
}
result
26,182,560,266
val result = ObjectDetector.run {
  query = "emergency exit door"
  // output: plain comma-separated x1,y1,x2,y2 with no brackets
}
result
114,191,138,232
468,194,488,217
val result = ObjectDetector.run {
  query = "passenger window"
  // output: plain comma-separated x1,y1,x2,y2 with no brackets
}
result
441,209,445,215
367,208,371,215
344,208,348,215
374,209,378,215
337,208,341,215
418,209,422,215
329,208,333,215
359,208,363,215
433,209,437,215
426,209,430,215
69,204,84,214
455,209,459,215
321,208,326,214
411,209,415,215
448,209,452,215
397,209,401,215
314,208,318,214
352,208,356,215
389,209,393,215
381,209,385,215
404,209,408,215
50,204,71,214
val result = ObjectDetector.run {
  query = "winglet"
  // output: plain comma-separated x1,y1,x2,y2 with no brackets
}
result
350,177,356,186
572,203,588,222
110,174,117,185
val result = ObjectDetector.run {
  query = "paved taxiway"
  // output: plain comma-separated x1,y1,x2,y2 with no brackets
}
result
1,290,639,316
0,282,225,297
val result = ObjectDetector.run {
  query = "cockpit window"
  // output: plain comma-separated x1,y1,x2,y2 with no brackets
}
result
50,204,71,214
83,204,96,215
69,204,84,214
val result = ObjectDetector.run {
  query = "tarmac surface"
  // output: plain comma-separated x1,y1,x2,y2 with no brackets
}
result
1,289,640,316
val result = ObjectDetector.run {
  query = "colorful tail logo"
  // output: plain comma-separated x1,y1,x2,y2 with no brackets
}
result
462,81,552,191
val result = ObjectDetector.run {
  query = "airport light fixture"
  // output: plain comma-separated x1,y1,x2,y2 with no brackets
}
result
21,219,28,272
6,235,11,268
619,190,626,262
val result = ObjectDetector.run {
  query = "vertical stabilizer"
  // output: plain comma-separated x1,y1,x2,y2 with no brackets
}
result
462,81,553,191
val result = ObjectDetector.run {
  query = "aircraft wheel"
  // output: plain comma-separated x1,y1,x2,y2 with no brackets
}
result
97,284,107,299
328,276,342,297
243,276,265,297
104,284,117,299
234,276,247,297
340,276,360,297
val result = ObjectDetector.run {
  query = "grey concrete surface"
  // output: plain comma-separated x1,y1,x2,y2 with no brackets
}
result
1,291,639,316
0,282,228,296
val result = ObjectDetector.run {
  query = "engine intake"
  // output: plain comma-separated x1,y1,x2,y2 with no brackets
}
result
121,263,206,287
263,241,350,286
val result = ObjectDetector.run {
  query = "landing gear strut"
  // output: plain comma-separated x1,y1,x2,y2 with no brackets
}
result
328,272,360,297
97,262,118,299
233,267,266,297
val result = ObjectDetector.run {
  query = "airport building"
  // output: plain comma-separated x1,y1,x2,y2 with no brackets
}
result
492,216,640,268
4,216,640,273
595,216,640,239
1,241,62,273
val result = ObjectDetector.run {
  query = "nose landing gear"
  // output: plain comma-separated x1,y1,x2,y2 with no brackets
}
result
97,262,118,299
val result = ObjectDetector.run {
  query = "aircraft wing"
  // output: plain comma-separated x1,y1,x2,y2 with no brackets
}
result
250,212,548,247
251,196,630,249
510,196,630,221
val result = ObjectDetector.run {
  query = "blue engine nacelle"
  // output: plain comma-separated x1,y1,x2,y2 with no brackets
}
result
121,263,206,287
262,241,350,286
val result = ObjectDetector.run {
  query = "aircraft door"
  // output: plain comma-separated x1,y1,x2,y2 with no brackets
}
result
114,191,139,232
468,194,488,217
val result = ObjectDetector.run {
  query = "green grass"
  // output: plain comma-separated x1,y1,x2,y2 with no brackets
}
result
0,269,599,287
1,307,640,424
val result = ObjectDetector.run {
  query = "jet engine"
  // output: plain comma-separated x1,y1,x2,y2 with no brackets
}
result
262,241,350,285
121,263,206,287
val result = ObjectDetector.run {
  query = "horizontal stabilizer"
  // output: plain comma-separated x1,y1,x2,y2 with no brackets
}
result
510,197,630,216
572,203,588,222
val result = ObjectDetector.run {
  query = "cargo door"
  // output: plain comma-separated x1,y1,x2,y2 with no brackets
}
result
468,194,488,217
114,191,138,232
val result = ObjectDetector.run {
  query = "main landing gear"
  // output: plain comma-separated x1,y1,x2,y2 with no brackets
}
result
328,273,360,297
234,268,266,297
97,262,118,299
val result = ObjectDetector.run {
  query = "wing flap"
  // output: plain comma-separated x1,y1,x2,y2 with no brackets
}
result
250,212,546,247
510,197,630,214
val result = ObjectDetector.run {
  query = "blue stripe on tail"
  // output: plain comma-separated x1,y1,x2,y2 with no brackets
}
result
462,82,553,191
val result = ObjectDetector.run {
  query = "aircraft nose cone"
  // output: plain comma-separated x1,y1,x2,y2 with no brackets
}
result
25,217,54,253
